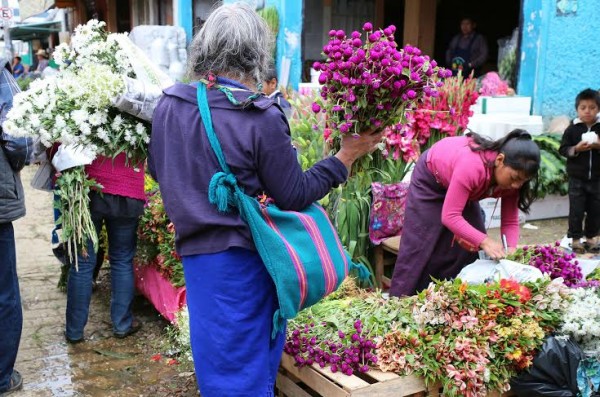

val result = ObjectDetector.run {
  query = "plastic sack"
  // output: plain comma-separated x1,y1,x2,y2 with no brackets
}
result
457,259,544,284
112,77,164,122
369,182,409,244
510,336,584,397
578,357,600,397
51,144,96,172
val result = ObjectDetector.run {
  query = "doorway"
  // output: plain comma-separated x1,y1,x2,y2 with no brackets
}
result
434,0,521,76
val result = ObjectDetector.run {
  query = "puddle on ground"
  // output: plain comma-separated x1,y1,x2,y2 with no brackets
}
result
21,272,199,397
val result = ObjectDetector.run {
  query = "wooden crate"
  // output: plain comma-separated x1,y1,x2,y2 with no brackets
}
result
277,354,515,397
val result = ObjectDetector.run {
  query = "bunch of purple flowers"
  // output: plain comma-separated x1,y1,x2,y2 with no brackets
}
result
311,22,451,138
525,243,583,287
284,319,377,376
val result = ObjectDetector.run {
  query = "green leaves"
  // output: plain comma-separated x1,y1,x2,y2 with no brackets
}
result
54,166,102,270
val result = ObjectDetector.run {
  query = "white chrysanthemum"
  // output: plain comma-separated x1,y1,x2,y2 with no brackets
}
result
135,123,146,135
71,109,89,126
111,115,123,130
559,287,600,352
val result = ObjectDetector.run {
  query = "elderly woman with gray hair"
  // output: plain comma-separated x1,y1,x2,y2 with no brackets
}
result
148,3,382,396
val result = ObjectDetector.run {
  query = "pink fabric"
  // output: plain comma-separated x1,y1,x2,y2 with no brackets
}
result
426,136,520,248
85,153,146,200
133,262,187,323
369,182,409,244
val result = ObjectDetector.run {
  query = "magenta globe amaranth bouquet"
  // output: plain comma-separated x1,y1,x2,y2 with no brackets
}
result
312,22,452,140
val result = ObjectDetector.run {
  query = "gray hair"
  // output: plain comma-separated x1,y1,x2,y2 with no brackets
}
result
186,2,274,85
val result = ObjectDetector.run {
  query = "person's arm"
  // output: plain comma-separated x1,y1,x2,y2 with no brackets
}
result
469,34,489,68
0,68,31,171
254,111,381,211
500,189,519,249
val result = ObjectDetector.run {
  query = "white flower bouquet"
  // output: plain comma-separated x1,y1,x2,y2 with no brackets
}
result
3,20,171,267
559,287,600,355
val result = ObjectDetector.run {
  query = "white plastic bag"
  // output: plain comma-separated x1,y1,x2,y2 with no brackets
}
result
51,144,96,172
457,259,543,284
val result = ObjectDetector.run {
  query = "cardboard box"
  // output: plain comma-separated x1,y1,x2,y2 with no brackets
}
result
472,96,532,115
467,113,543,141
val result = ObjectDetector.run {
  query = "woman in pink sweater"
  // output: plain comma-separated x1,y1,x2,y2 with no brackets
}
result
389,129,540,297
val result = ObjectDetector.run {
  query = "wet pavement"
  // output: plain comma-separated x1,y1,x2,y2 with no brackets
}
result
13,167,198,397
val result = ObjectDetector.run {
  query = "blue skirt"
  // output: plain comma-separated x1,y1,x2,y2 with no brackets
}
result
183,247,285,397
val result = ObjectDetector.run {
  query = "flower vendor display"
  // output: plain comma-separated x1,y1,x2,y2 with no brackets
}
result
136,175,184,288
3,20,170,265
402,72,479,152
284,277,571,396
507,242,600,288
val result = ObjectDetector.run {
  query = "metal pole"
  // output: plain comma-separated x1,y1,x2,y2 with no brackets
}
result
2,0,12,59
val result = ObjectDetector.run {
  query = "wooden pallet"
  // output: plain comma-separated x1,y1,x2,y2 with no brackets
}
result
277,354,515,397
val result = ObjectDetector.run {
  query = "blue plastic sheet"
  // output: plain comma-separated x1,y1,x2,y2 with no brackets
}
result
577,357,600,397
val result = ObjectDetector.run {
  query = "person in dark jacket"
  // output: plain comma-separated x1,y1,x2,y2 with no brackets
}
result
559,88,600,254
148,3,383,396
0,58,31,395
445,16,488,77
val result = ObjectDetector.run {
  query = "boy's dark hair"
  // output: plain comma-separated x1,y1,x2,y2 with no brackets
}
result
575,88,600,109
14,56,21,62
467,129,540,213
264,65,277,82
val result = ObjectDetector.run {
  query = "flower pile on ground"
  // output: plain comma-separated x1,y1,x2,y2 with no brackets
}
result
559,287,600,354
285,277,571,396
3,20,158,262
377,278,569,396
507,242,599,287
136,175,184,287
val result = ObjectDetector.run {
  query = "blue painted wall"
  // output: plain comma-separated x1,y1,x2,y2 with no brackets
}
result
518,0,600,118
176,0,193,44
222,0,303,89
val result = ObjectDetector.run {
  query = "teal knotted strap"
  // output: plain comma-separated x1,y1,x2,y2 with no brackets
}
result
197,83,242,213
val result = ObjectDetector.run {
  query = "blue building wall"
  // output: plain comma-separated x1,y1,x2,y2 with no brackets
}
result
221,0,303,89
518,0,600,118
175,0,193,44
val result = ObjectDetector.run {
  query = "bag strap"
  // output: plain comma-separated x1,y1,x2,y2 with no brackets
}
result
197,83,231,174
196,82,244,213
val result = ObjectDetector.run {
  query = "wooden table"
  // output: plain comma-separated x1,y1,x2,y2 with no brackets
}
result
373,236,400,289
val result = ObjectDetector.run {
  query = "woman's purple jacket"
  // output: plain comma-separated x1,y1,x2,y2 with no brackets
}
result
148,82,348,256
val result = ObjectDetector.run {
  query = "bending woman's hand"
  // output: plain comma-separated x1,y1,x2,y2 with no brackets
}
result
334,129,384,171
480,237,506,261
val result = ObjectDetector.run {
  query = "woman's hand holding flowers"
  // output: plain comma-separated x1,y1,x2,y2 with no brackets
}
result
335,129,384,171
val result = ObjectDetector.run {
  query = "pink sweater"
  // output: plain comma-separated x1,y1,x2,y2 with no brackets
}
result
426,136,519,248
86,153,146,201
